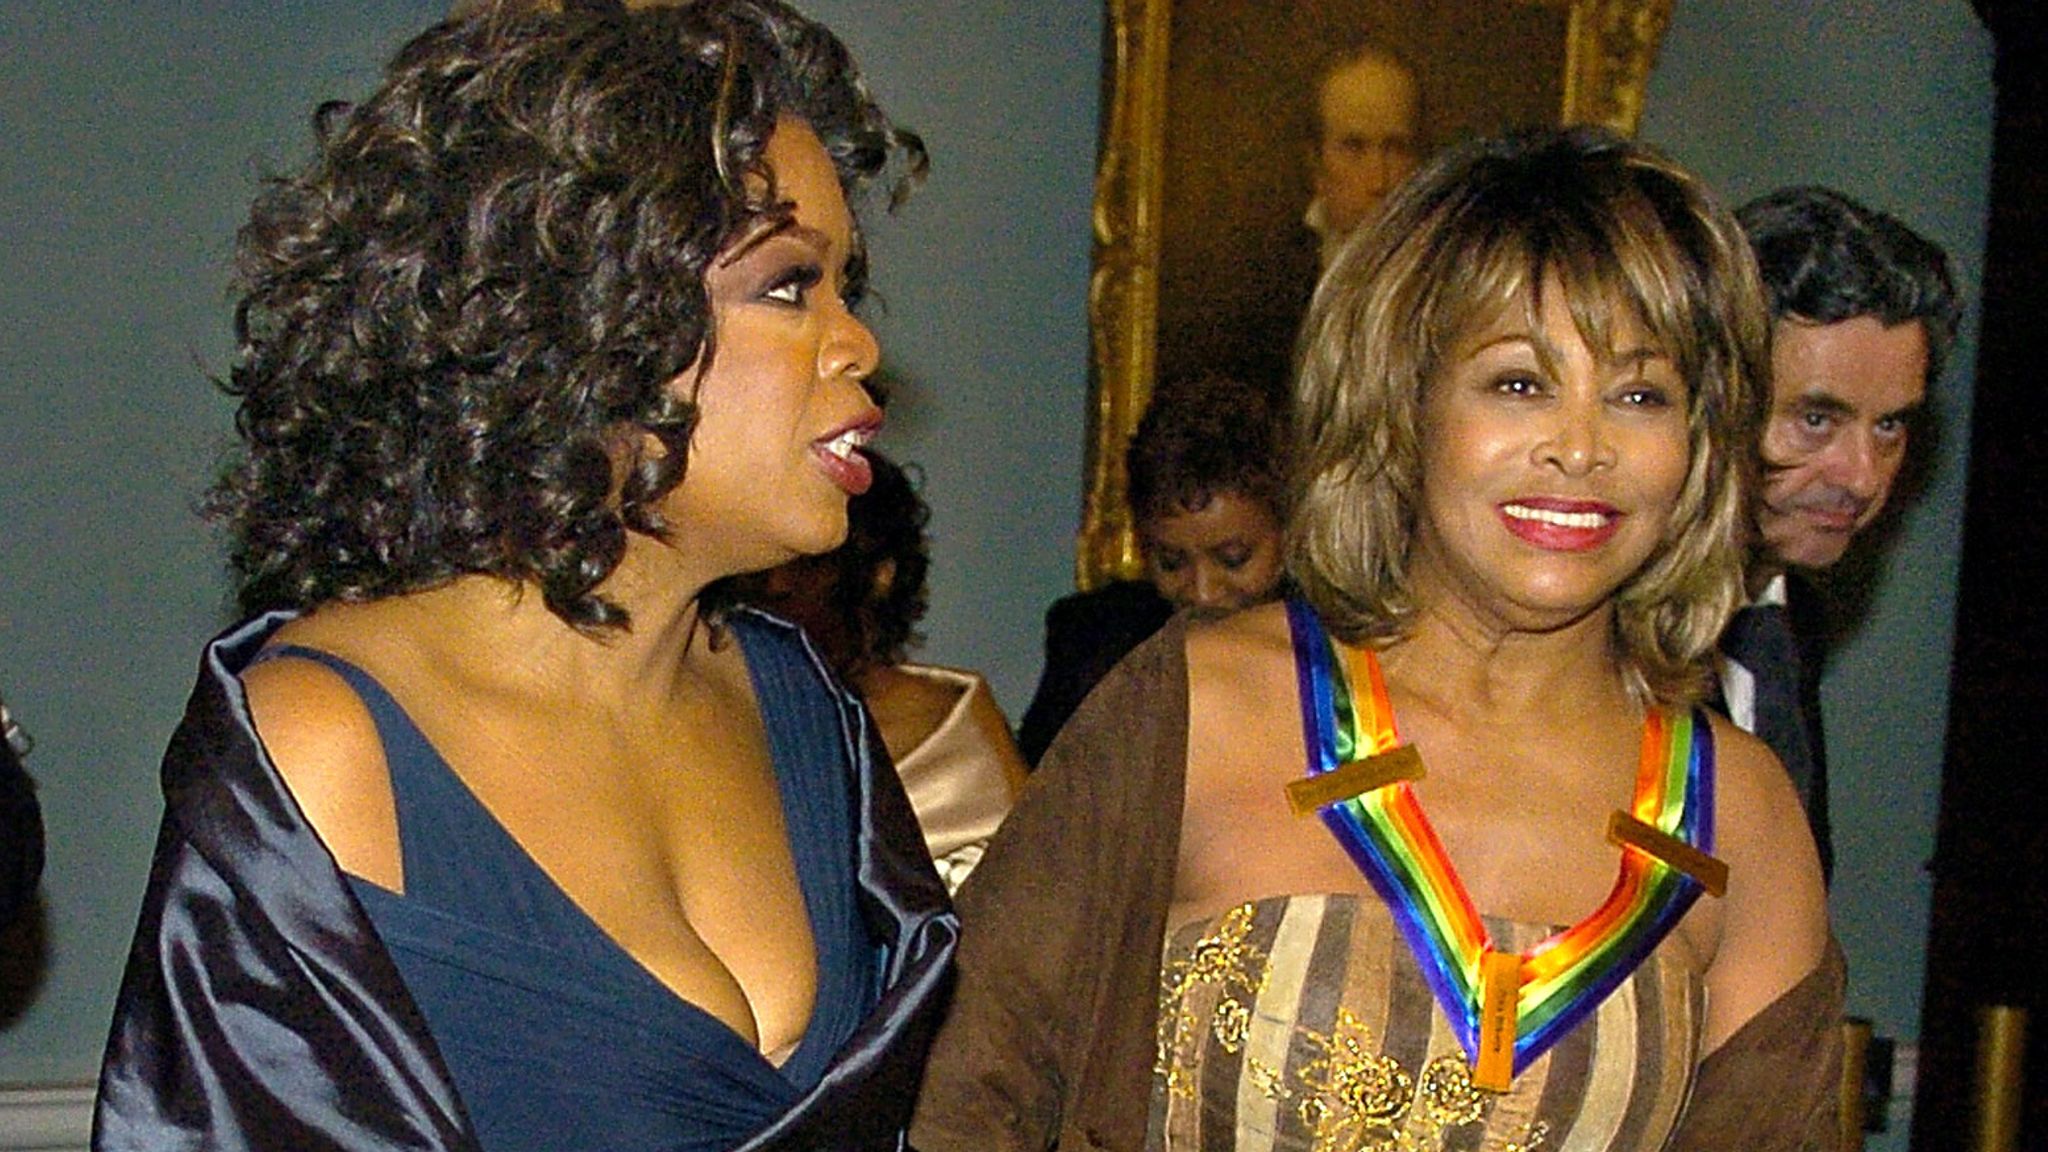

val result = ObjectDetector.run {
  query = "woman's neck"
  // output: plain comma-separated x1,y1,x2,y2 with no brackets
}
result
359,543,725,709
1379,594,1631,723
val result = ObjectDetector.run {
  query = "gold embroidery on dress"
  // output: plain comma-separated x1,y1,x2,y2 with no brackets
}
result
1213,997,1252,1053
1158,903,1550,1151
1409,1057,1486,1128
1157,903,1269,1098
1294,1007,1415,1148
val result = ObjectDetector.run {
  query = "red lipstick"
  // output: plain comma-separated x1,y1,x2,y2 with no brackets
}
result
1498,498,1621,552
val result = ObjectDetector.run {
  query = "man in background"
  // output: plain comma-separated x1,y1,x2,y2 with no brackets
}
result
1303,42,1423,269
1,692,41,929
1727,185,1960,882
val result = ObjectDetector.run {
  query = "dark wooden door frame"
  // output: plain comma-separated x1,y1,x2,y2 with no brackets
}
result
1914,5,2047,1148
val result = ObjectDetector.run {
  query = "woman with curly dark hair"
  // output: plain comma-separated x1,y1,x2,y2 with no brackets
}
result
93,3,952,1150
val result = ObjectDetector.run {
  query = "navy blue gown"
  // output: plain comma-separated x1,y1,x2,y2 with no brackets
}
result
94,610,956,1152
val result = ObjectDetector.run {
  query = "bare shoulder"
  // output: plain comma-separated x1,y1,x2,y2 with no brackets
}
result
1704,711,1824,884
860,664,967,764
1696,709,1830,1051
868,663,966,723
1185,602,1296,707
238,628,403,890
1182,602,1304,794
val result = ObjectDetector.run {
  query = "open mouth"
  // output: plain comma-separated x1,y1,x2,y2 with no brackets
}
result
1501,503,1615,530
1497,500,1623,552
813,419,880,496
819,424,874,463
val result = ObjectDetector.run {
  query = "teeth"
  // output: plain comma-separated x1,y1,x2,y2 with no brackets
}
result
822,426,872,461
1503,503,1611,530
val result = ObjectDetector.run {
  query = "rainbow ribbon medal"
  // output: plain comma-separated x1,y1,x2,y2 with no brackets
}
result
1284,597,1724,1091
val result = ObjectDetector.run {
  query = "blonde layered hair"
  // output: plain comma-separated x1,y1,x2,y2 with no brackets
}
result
1288,127,1769,707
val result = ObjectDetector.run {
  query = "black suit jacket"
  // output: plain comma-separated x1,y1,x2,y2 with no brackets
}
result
1015,581,1175,767
1720,573,1833,882
1784,574,1833,880
0,718,40,929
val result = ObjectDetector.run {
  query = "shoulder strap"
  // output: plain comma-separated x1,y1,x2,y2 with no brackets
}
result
251,644,487,894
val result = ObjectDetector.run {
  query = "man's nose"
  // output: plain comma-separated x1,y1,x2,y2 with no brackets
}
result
1827,429,1885,499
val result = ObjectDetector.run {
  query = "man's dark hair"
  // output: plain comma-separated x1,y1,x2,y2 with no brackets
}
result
1127,371,1289,529
209,0,921,630
1738,185,1960,384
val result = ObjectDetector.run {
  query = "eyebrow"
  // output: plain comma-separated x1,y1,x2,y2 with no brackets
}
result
1786,386,1922,420
1610,346,1669,366
1460,330,1534,356
1459,331,1671,370
1787,391,1858,418
717,217,832,269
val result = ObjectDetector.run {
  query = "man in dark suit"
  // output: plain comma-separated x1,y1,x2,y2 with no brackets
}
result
0,692,41,929
1728,186,1960,882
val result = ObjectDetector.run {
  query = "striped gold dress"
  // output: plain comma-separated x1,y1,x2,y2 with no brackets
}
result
1150,894,1703,1152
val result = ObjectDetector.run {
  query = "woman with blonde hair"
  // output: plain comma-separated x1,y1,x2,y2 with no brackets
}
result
913,127,1839,1151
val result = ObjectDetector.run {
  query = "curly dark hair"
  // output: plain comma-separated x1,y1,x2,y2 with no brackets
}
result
727,450,930,679
1126,371,1290,529
208,0,923,629
1738,185,1960,384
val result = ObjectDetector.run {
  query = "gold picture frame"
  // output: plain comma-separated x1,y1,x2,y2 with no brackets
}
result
1077,0,1675,588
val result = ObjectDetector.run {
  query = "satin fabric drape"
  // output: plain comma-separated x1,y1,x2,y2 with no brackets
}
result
94,610,956,1152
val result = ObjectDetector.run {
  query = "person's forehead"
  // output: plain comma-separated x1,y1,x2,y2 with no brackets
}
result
1770,315,1929,413
1319,55,1418,129
1143,492,1279,549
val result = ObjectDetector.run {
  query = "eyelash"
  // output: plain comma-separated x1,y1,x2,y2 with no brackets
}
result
762,264,824,306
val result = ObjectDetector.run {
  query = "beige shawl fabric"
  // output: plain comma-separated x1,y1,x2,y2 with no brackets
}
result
890,664,1029,893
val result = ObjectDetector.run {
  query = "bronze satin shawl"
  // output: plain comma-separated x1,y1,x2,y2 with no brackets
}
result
95,610,957,1152
911,616,1843,1152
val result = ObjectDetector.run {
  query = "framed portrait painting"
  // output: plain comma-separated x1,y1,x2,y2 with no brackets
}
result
1076,0,1675,586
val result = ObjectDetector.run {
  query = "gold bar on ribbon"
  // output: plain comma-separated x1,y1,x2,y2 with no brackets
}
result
1473,950,1521,1092
1285,745,1424,816
1607,812,1728,897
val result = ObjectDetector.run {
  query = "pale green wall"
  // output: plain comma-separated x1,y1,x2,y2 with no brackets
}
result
1641,2,1994,1146
791,0,1103,713
0,14,1996,1151
0,1,454,1082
